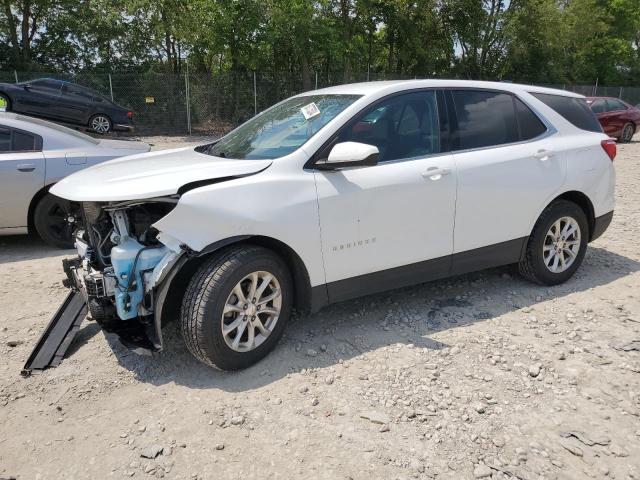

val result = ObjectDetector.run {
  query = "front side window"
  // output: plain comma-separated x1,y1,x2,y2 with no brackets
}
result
207,94,361,160
531,93,602,133
333,90,440,162
31,79,62,92
451,90,518,150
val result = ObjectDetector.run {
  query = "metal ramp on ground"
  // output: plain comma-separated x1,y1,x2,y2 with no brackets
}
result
21,291,87,376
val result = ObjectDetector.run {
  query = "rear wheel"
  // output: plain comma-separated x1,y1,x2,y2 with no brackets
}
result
620,123,635,143
180,245,292,370
518,200,588,285
33,193,77,249
89,114,112,134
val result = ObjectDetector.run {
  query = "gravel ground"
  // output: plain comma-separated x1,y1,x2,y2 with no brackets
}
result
1,136,640,480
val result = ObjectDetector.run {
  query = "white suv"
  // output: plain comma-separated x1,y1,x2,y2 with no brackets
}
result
51,80,616,370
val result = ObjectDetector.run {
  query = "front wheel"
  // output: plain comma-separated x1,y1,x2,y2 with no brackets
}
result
180,245,293,370
89,114,112,134
518,200,588,285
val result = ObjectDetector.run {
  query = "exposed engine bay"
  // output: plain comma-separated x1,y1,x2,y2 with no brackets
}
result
62,198,183,351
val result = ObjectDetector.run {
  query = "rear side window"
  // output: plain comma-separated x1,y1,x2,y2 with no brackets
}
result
13,130,37,151
450,90,518,150
0,127,41,153
0,128,10,152
606,99,627,112
515,98,547,140
531,93,602,133
590,99,606,114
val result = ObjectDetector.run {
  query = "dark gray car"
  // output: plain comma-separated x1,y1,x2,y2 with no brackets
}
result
0,78,134,134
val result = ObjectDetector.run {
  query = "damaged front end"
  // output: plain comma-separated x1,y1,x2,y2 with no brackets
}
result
24,198,187,374
68,199,186,350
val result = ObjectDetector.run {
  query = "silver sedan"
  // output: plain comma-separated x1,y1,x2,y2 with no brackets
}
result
0,112,149,247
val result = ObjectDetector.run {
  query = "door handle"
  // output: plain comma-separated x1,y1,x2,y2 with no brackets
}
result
17,163,36,172
422,167,451,180
534,150,553,162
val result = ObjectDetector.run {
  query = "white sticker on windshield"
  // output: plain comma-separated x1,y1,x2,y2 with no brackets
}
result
301,102,320,120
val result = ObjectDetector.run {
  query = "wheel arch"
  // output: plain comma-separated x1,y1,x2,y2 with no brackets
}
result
155,235,316,347
27,182,55,234
88,112,113,129
0,91,12,109
540,190,596,241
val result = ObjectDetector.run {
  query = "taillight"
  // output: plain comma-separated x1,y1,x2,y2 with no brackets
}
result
601,139,616,161
127,111,133,119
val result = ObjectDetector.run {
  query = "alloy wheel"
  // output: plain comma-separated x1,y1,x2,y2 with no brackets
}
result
542,216,581,273
221,271,282,352
43,199,75,245
91,115,111,133
622,124,634,142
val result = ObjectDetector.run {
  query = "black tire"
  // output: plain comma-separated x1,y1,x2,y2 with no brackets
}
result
89,114,112,134
33,193,76,249
518,200,588,285
619,123,635,143
0,93,10,111
180,245,293,370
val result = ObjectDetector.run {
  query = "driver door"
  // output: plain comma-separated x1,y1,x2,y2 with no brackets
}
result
312,90,457,302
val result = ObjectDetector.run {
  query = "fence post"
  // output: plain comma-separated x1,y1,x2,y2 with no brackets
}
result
593,77,598,96
108,74,114,101
253,71,257,116
619,86,623,99
315,72,318,90
185,61,192,135
14,70,18,83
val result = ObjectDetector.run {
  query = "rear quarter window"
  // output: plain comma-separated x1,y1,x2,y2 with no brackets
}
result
531,93,602,133
515,98,547,140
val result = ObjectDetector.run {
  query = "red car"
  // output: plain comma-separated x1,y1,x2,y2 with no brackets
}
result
586,96,639,143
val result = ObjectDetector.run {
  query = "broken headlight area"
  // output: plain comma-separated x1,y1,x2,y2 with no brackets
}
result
63,197,183,352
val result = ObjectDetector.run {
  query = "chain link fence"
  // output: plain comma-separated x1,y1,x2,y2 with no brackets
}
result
2,69,639,136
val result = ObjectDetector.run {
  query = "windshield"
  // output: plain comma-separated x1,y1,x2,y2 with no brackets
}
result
207,94,361,159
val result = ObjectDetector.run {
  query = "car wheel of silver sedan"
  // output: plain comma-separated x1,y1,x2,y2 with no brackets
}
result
89,114,112,134
180,245,293,370
33,193,78,249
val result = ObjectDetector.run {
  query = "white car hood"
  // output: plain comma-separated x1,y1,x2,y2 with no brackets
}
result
51,147,272,201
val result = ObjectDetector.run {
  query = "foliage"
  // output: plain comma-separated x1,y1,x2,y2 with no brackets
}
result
1,0,639,85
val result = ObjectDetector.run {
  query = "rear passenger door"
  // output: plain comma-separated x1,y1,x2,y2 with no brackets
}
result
59,84,95,123
447,89,564,274
604,99,628,137
0,127,45,229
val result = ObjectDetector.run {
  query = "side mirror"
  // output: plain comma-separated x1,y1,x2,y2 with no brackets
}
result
316,141,379,170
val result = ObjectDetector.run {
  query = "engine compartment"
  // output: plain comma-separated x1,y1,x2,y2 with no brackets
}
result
62,198,181,350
